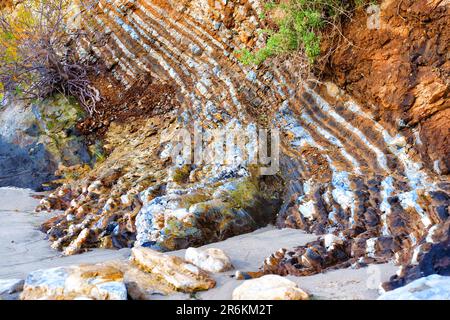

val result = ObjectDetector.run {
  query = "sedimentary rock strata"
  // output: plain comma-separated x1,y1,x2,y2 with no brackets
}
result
33,0,449,292
322,0,450,175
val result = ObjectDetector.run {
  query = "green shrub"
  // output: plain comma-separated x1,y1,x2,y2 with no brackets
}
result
237,0,369,65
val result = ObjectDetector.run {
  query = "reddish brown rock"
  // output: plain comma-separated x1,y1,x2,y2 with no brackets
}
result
322,0,450,174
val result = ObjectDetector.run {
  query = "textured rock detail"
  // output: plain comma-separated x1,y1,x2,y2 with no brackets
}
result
0,95,91,190
20,264,127,300
232,275,309,300
324,0,450,174
131,247,216,292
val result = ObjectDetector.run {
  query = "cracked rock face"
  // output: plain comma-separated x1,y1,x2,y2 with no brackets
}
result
20,264,127,300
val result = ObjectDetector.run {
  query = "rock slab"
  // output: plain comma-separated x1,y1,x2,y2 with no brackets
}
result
20,264,127,300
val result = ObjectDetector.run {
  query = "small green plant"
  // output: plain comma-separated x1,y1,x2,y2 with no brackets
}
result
237,0,369,65
172,165,191,184
228,179,259,209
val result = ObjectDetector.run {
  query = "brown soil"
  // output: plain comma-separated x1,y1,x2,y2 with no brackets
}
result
77,70,179,139
319,0,450,174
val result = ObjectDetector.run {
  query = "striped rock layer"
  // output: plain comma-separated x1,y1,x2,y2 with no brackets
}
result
39,0,448,290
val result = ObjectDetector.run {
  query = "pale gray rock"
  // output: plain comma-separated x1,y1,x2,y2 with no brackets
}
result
20,264,127,300
185,247,233,273
0,279,24,300
232,275,309,300
378,275,450,300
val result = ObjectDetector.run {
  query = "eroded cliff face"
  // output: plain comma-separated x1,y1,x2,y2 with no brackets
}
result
35,0,449,290
322,0,449,175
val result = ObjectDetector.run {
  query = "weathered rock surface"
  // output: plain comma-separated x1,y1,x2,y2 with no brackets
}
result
131,247,215,292
120,263,175,300
36,116,282,253
20,264,127,300
323,0,450,175
232,275,309,300
378,275,450,300
185,247,233,273
0,279,24,300
0,95,91,190
382,219,450,291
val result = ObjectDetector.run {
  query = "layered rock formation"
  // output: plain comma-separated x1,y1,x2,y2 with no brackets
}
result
322,0,450,175
33,0,449,291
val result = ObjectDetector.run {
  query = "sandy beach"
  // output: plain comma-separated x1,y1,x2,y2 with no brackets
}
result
0,187,397,299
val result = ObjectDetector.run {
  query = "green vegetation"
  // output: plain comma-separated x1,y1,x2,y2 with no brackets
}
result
172,165,191,184
228,179,259,209
180,192,211,209
237,0,370,65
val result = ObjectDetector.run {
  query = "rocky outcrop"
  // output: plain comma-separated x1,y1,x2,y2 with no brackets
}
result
0,95,92,190
32,0,449,292
232,275,309,300
382,218,450,290
36,113,282,253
